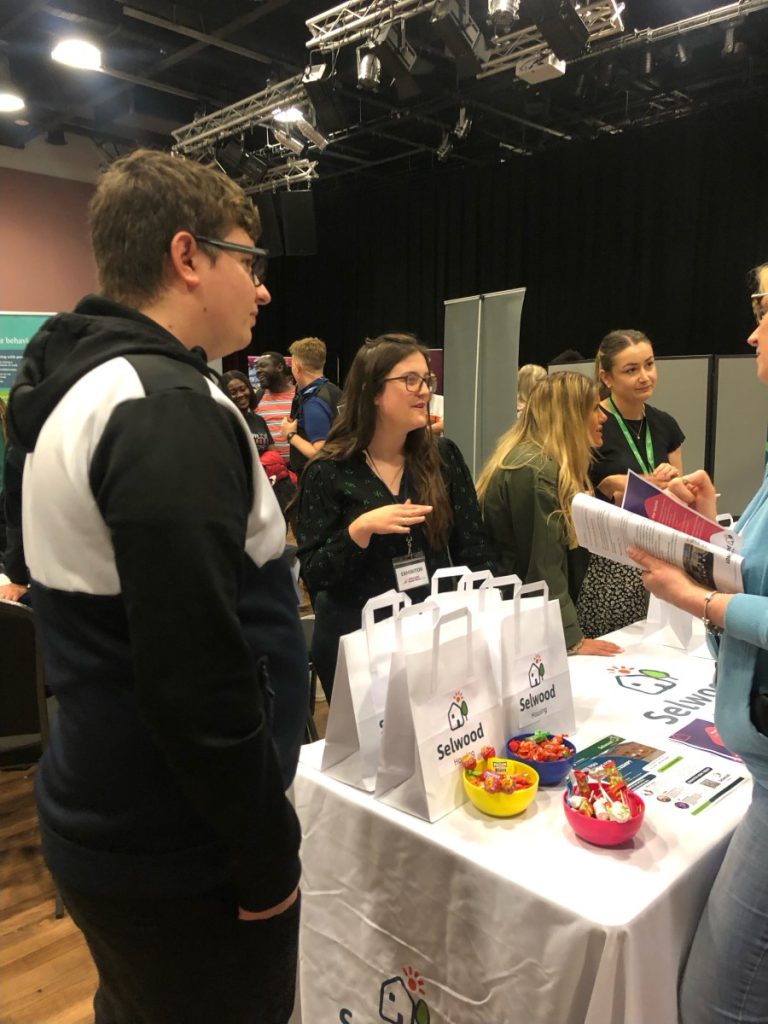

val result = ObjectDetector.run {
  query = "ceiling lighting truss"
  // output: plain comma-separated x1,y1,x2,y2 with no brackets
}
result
478,1,624,80
244,159,319,195
172,76,306,157
306,0,438,54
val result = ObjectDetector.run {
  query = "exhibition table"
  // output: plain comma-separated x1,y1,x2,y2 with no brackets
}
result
291,626,750,1024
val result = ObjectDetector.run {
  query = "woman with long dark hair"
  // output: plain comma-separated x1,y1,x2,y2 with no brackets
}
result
296,333,492,700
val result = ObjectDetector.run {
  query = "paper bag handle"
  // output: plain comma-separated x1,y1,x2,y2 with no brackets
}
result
393,599,440,645
363,589,411,637
430,566,471,595
456,569,494,591
511,579,551,645
430,606,473,695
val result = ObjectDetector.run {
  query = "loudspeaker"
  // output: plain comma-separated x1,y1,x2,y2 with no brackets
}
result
254,194,284,258
522,0,588,61
279,191,317,256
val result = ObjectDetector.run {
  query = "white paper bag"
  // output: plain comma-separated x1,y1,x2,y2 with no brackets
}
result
644,595,714,660
376,605,505,822
321,590,411,791
499,581,575,738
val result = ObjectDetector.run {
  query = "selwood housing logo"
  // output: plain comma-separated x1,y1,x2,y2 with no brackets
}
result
339,964,431,1023
519,655,556,714
436,690,484,762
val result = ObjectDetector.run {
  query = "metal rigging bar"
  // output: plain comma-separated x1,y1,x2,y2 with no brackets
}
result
305,0,438,53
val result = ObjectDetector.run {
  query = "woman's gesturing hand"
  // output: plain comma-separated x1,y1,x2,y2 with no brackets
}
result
349,499,433,549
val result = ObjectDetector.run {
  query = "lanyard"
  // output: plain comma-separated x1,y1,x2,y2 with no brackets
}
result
609,397,655,474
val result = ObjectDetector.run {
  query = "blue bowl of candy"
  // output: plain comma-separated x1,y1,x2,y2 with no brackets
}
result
505,732,577,786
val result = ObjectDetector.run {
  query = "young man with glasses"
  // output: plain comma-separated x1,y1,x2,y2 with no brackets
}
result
6,149,306,1024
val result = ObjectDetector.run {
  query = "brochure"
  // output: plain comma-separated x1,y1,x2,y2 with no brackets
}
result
669,718,743,764
572,734,747,814
621,470,741,553
572,493,744,593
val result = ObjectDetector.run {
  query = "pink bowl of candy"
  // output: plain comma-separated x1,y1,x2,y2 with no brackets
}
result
563,762,645,846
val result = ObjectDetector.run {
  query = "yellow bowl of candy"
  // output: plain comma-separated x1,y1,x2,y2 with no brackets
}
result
463,756,539,817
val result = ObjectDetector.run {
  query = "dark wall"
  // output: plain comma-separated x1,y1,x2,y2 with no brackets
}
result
251,96,768,376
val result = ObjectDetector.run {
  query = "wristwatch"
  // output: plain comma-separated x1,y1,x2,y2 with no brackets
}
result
286,431,297,443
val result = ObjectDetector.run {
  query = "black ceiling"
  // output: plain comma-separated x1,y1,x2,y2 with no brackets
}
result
2,0,768,184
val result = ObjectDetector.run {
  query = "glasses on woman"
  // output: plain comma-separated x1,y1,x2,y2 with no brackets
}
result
383,372,438,393
751,292,768,326
194,235,269,286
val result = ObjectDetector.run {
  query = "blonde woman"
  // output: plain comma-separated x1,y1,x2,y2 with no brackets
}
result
477,372,622,656
516,363,547,415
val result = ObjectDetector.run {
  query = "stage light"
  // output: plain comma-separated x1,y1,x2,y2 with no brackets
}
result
430,0,489,76
273,126,308,157
488,0,521,32
273,106,304,123
0,54,25,112
676,42,690,65
215,137,268,182
454,105,472,140
295,116,329,150
520,0,588,61
722,26,736,57
356,47,382,91
51,38,102,71
436,131,453,161
643,49,653,75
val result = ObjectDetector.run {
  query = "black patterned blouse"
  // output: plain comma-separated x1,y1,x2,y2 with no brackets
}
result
296,437,493,608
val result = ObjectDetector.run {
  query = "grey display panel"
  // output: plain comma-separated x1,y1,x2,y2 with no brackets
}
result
713,355,767,518
549,357,708,479
444,288,525,478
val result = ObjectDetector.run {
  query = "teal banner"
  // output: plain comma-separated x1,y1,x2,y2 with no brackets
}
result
0,311,53,398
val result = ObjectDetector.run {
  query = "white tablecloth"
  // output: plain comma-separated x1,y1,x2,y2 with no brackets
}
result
291,626,750,1024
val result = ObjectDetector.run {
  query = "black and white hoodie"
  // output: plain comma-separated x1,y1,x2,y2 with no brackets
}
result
8,295,306,912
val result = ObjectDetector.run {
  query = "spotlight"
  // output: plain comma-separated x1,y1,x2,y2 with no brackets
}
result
676,41,690,65
273,106,303,123
643,49,653,75
454,105,472,140
302,63,348,134
519,0,588,62
721,26,736,58
273,107,329,150
488,0,521,32
51,38,102,71
0,54,25,113
430,0,489,76
356,46,381,91
273,127,307,157
436,131,453,162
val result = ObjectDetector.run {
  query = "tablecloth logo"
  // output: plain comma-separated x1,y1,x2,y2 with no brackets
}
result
609,664,677,695
338,964,431,1023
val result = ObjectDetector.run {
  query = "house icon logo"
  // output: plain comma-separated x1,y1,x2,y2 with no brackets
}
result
339,964,431,1024
379,966,431,1023
447,690,468,732
529,655,545,689
609,665,677,696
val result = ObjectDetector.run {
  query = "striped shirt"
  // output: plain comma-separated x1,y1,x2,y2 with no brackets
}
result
258,388,295,459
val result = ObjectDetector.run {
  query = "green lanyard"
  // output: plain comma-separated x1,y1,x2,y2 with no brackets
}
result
609,397,655,474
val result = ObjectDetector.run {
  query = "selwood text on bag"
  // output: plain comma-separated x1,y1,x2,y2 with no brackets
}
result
321,590,411,791
377,606,504,823
500,581,575,738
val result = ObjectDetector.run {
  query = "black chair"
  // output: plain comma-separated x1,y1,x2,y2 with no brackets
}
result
301,613,320,743
0,599,65,918
0,599,49,768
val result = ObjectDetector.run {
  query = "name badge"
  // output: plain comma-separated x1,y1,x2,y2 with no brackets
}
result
393,550,429,591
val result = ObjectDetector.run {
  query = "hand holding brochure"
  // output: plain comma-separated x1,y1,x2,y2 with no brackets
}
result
572,493,744,593
621,470,741,552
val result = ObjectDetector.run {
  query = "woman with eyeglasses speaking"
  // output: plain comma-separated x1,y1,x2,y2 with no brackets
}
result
296,333,492,701
627,264,768,1024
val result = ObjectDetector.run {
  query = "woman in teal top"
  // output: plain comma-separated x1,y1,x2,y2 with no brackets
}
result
630,265,768,1024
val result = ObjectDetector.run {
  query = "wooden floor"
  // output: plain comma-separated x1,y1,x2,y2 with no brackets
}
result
0,699,329,1024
